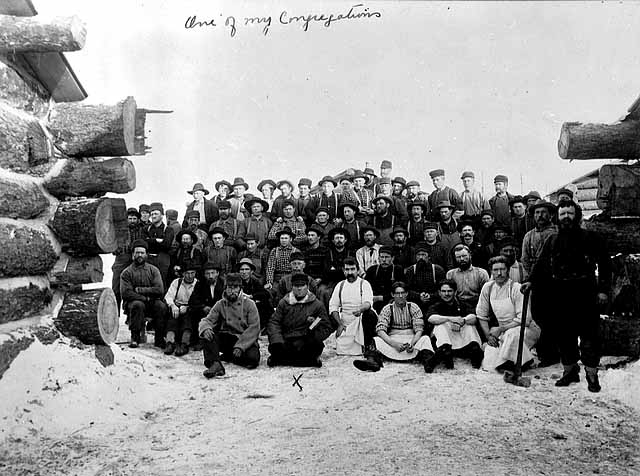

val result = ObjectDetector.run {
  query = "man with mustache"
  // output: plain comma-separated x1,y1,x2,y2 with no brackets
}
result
457,221,487,269
183,210,209,252
520,201,558,366
199,273,261,378
446,244,489,310
523,200,611,392
404,242,446,315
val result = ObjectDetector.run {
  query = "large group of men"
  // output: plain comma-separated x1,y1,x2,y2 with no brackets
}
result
114,160,610,392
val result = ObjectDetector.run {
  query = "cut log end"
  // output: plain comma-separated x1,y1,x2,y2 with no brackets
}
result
122,97,137,155
55,288,119,345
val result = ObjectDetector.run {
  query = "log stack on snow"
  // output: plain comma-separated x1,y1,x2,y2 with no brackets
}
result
0,4,169,364
558,95,640,357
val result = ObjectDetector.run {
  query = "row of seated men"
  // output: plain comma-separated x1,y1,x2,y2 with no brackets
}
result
119,196,610,394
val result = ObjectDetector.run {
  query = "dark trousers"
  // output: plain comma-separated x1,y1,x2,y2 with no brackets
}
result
268,335,324,364
166,312,193,344
531,288,560,362
202,332,260,368
190,309,207,345
553,280,601,368
126,299,168,345
147,252,171,291
362,309,379,347
111,254,132,315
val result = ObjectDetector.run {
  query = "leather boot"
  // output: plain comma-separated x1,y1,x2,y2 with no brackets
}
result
469,342,483,369
203,360,226,378
175,343,189,357
419,349,437,373
555,363,580,387
163,342,175,355
585,366,601,393
353,350,383,372
439,344,454,369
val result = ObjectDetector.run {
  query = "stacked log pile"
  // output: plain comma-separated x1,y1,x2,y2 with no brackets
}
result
0,8,167,366
558,97,640,357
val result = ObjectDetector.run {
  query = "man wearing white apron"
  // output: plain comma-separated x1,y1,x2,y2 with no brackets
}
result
329,257,376,356
476,256,540,371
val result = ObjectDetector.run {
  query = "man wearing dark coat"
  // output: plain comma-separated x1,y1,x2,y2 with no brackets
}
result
188,261,224,348
427,169,463,222
169,229,204,282
365,246,405,313
183,183,219,229
267,273,333,367
143,202,174,291
238,258,274,330
304,175,342,222
404,242,446,314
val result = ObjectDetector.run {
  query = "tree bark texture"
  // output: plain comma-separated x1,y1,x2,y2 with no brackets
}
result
49,197,127,256
578,178,599,190
0,15,86,53
0,281,51,324
47,97,137,157
597,164,640,217
558,121,640,160
54,288,119,345
0,223,58,277
43,157,136,198
584,217,640,255
576,188,598,202
0,56,50,116
0,177,49,219
50,253,103,287
0,335,34,380
0,102,50,173
600,314,640,357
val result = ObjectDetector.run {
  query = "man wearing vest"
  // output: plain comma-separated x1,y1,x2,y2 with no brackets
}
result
365,246,406,313
164,263,199,357
404,242,446,315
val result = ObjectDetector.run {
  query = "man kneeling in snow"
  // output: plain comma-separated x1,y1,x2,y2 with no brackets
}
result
426,279,484,371
353,281,435,372
199,273,261,378
267,273,334,367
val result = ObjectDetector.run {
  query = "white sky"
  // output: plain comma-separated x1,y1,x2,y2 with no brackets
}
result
35,0,640,213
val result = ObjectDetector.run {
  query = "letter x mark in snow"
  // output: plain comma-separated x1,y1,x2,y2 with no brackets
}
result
292,373,303,392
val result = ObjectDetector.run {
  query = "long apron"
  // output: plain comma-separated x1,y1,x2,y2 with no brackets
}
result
374,329,433,360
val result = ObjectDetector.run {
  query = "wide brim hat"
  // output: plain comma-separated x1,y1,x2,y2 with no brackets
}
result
556,188,574,198
244,197,270,213
276,179,294,190
276,227,296,239
258,179,276,191
215,180,232,191
360,226,380,238
372,194,393,206
237,257,256,271
176,229,199,245
208,226,229,239
529,201,556,216
391,177,407,187
188,182,210,195
435,200,455,210
524,191,542,201
318,175,338,187
328,227,351,242
406,180,420,188
363,167,377,178
407,201,429,214
509,195,527,206
389,226,409,239
232,177,249,189
352,169,367,180
338,202,359,218
307,225,325,237
202,261,222,271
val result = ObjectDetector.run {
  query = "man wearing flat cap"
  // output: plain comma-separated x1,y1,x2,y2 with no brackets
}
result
209,200,246,251
199,273,261,377
165,209,182,240
556,188,574,203
243,197,272,249
404,180,425,210
188,261,224,348
295,178,314,221
509,195,531,252
524,191,542,230
376,177,409,225
267,272,333,367
164,262,200,357
271,179,297,219
268,198,307,248
489,174,514,229
265,227,301,289
138,204,151,226
229,177,251,222
144,202,175,290
205,226,237,277
112,207,145,314
427,169,463,222
120,239,168,348
183,183,219,230
304,175,342,223
435,200,462,258
170,228,204,282
459,171,490,225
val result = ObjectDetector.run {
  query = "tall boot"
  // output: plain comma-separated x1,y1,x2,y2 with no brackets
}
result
439,344,454,369
468,342,483,369
555,363,580,387
353,346,383,372
419,349,436,373
585,366,601,393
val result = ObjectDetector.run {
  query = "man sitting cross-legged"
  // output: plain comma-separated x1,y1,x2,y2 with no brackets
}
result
426,279,484,371
199,273,261,378
267,273,334,367
353,281,435,373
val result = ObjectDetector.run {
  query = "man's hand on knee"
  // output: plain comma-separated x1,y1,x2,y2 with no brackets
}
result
201,329,214,341
232,347,243,359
